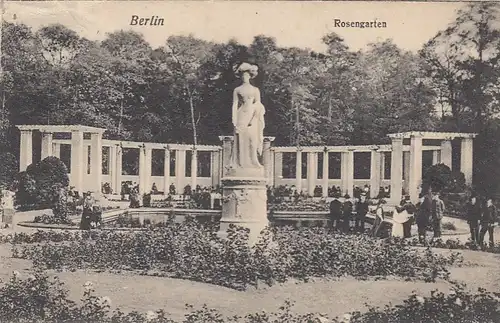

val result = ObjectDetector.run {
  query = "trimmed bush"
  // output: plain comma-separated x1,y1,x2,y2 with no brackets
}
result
15,156,69,211
422,164,466,194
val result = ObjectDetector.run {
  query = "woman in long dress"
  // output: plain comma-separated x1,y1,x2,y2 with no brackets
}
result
392,205,412,238
231,62,265,170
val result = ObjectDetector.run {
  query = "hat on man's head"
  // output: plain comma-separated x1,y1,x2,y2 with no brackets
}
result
344,194,351,199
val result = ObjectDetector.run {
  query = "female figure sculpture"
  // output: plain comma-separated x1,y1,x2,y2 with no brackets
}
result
231,62,265,171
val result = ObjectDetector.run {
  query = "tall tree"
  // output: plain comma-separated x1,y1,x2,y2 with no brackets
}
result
420,2,500,132
159,35,215,148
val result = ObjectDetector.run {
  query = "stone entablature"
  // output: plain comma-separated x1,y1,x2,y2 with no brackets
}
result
387,131,477,139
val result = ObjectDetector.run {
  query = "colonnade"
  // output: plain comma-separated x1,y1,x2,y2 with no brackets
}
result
16,126,476,204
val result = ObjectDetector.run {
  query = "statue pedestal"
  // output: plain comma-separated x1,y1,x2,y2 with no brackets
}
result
220,176,268,245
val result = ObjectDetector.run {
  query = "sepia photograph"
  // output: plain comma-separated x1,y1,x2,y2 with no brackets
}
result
0,1,500,322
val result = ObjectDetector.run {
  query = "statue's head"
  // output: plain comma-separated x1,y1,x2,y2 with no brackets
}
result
235,62,258,81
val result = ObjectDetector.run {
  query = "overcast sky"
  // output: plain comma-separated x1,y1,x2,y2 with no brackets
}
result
5,1,464,52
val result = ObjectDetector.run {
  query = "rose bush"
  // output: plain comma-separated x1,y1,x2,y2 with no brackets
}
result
12,220,461,290
1,272,499,323
346,282,500,323
270,199,329,212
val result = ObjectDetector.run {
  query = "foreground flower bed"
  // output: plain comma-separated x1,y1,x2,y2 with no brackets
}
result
11,220,461,290
1,271,499,323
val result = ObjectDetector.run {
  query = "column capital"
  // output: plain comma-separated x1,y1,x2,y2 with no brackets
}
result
370,145,381,151
263,136,276,143
219,135,234,142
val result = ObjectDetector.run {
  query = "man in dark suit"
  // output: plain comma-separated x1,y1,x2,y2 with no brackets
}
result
329,193,342,231
465,194,482,244
342,194,354,233
479,197,498,247
355,194,369,233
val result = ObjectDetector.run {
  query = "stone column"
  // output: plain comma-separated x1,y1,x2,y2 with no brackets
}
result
191,149,198,189
380,152,386,182
211,150,221,187
262,137,275,185
176,149,186,191
52,143,61,159
90,133,103,193
144,146,152,193
70,130,84,193
460,137,474,185
370,150,381,199
307,152,318,196
402,151,411,195
341,151,354,197
322,150,329,197
40,132,53,160
19,130,33,171
390,137,404,205
432,150,441,165
115,146,123,193
274,152,283,186
109,145,117,193
164,147,171,194
138,146,146,195
441,139,453,170
409,134,423,203
219,136,233,176
295,149,303,193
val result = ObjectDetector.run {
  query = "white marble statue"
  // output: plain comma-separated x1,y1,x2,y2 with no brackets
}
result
231,62,265,171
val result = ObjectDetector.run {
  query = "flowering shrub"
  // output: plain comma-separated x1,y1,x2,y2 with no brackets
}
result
404,237,500,254
270,199,329,212
346,282,500,323
1,272,499,323
12,222,461,290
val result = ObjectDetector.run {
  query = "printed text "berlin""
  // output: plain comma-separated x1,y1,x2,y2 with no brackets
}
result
130,15,165,26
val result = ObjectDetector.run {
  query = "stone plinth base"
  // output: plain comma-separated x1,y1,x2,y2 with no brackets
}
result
220,176,268,244
225,166,265,178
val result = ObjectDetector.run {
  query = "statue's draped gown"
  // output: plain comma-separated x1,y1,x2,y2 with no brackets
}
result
232,84,265,169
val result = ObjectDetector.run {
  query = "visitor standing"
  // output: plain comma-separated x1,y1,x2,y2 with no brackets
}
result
415,192,432,244
342,194,353,233
370,199,386,238
355,194,369,233
431,191,445,239
478,198,498,247
329,193,342,231
399,195,416,238
80,192,94,230
465,194,482,244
